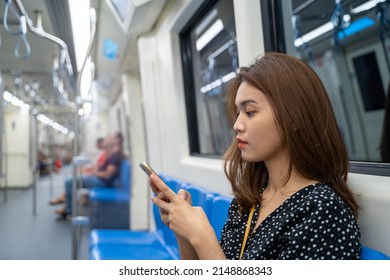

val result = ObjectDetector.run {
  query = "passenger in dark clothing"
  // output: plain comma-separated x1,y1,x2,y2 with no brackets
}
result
52,132,124,218
38,148,50,176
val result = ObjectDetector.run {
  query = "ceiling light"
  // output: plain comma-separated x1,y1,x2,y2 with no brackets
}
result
68,0,91,72
196,19,224,51
295,14,350,47
351,0,385,14
294,0,384,48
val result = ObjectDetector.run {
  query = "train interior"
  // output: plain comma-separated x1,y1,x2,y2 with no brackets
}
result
0,0,390,260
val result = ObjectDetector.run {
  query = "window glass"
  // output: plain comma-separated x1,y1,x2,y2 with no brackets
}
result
281,0,390,163
353,51,385,111
181,0,237,157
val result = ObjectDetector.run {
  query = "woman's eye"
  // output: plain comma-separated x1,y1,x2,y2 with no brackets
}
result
246,111,255,117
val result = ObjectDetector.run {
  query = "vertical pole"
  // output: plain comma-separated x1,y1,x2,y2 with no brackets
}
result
47,125,54,196
49,127,52,190
0,71,5,203
71,111,79,260
30,111,38,215
71,6,96,260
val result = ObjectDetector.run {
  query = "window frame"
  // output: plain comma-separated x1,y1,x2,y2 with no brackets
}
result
261,0,390,176
179,0,233,159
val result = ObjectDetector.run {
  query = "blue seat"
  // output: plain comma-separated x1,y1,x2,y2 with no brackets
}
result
184,183,215,218
88,176,234,260
89,159,131,201
90,243,176,260
154,174,186,258
208,194,233,241
361,246,390,260
88,159,131,229
90,195,165,248
90,229,163,247
159,173,185,193
184,183,210,207
89,203,179,260
89,174,184,260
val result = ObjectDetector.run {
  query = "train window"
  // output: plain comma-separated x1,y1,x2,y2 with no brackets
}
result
180,0,237,158
263,0,390,176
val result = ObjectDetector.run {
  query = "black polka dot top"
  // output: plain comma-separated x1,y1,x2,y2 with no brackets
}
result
220,182,361,260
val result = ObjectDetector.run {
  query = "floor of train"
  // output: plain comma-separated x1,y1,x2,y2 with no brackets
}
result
0,165,90,260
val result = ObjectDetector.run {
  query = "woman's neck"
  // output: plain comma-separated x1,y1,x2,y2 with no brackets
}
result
265,161,318,197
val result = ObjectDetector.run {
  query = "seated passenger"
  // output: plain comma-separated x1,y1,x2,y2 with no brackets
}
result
49,136,110,205
148,52,362,260
82,137,107,174
38,146,50,176
53,132,124,219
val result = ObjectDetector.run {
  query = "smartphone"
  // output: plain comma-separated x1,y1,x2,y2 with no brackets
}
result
139,161,157,176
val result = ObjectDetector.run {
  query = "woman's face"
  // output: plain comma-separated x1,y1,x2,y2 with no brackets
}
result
233,82,287,163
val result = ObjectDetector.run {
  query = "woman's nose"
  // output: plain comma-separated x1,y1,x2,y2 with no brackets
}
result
233,116,244,133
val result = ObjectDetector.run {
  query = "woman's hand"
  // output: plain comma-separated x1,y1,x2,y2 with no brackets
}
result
149,174,226,260
148,175,193,226
156,188,192,226
149,174,210,244
148,175,162,195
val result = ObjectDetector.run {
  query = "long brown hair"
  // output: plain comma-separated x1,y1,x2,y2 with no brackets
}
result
223,52,359,217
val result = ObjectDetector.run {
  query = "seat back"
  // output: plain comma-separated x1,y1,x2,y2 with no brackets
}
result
152,201,165,239
361,246,390,260
159,174,184,194
184,183,214,217
208,194,233,241
154,174,185,259
88,159,131,229
117,159,131,193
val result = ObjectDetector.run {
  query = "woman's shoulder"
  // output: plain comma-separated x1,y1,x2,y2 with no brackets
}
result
305,182,341,201
296,182,353,214
229,196,240,211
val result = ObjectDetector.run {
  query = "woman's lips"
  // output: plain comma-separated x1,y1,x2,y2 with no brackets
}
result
237,138,248,149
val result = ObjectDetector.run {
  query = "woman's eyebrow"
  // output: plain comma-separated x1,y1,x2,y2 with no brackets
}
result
237,99,258,108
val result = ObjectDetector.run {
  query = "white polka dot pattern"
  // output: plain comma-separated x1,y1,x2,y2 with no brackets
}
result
220,182,361,260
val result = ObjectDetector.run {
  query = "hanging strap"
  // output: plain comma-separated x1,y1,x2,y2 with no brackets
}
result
239,204,255,259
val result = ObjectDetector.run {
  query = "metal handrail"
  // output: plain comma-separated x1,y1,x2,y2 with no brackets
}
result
12,0,73,77
3,0,23,35
3,0,31,59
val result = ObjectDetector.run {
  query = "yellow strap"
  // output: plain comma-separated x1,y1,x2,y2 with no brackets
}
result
239,205,255,259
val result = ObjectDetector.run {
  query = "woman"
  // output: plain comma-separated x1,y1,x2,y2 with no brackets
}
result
150,52,361,259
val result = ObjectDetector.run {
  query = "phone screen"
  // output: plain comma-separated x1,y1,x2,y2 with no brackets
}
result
139,161,156,176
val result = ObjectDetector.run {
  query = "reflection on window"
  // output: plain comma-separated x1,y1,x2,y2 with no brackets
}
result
283,0,389,163
181,0,237,157
353,52,385,111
